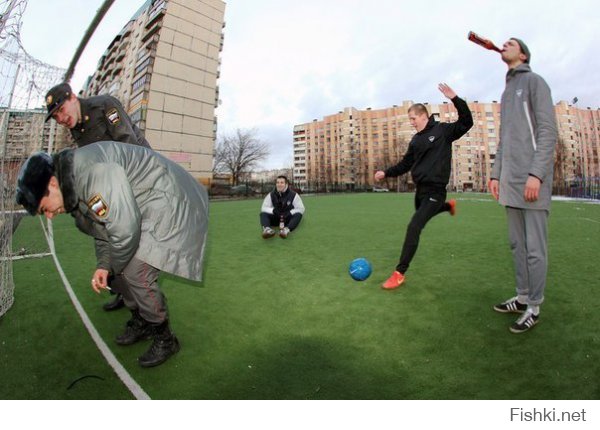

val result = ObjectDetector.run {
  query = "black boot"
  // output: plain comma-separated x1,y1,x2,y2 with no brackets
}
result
103,293,125,311
115,310,154,346
138,320,180,368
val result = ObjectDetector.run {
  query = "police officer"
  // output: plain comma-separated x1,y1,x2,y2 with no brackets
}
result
45,82,151,310
16,142,209,367
45,82,151,148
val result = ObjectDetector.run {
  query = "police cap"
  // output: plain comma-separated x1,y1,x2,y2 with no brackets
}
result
15,152,54,215
44,83,72,122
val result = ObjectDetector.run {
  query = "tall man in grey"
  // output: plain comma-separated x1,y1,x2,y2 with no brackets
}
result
488,38,557,334
16,142,209,367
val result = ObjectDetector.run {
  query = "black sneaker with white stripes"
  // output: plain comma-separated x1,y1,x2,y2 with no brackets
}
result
509,310,539,334
493,296,527,314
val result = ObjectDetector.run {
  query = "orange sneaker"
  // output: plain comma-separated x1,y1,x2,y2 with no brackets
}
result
448,199,457,216
382,271,405,290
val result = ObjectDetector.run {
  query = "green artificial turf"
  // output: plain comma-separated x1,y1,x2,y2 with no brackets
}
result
1,193,599,399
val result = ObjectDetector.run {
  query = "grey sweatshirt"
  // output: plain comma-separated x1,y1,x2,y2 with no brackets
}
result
491,63,558,210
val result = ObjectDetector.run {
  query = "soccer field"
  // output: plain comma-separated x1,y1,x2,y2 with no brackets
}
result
1,193,599,399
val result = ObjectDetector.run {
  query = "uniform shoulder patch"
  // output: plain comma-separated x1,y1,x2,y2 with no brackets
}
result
88,194,109,218
106,108,121,125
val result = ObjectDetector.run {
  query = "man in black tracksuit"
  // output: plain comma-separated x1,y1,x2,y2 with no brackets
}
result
375,83,473,289
260,176,305,239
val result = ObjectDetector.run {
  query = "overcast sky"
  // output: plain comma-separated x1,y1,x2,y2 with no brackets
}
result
18,0,600,168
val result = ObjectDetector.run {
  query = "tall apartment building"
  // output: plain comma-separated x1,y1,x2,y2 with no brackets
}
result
452,100,502,191
0,109,56,159
82,0,226,184
293,103,415,191
554,101,600,180
294,101,600,192
0,109,68,191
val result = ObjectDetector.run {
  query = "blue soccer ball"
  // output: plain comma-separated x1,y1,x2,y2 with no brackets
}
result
349,258,372,281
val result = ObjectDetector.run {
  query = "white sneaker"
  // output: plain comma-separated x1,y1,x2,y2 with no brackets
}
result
262,227,275,239
509,309,539,334
279,227,290,238
493,296,527,314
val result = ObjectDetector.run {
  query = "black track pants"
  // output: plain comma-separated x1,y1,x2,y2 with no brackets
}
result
396,187,451,274
260,212,303,231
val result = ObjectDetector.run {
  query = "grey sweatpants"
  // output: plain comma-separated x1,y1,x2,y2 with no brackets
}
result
506,207,549,306
110,257,167,324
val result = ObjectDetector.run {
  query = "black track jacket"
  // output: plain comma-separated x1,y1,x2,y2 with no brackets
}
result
70,95,151,149
384,96,473,188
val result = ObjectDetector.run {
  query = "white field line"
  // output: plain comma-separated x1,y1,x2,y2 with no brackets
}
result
41,218,150,400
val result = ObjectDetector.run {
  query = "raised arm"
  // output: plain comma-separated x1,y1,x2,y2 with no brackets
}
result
439,83,473,141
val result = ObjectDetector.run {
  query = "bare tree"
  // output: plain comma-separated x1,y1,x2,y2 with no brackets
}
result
375,132,409,191
214,128,270,185
553,136,567,194
392,135,409,192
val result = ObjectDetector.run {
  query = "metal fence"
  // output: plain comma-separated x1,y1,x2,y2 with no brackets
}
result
209,177,600,201
209,179,414,198
553,177,600,200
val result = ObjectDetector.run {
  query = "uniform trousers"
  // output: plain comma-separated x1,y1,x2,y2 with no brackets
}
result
109,257,167,324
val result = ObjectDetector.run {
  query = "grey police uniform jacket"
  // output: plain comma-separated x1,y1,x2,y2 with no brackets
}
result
70,95,151,148
491,64,557,210
53,142,208,281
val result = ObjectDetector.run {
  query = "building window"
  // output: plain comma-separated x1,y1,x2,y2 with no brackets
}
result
132,74,149,92
134,57,153,75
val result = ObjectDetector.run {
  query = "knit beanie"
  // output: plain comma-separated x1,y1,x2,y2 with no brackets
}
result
511,37,531,63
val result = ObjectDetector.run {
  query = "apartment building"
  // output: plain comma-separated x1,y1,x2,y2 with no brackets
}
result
293,103,415,191
294,101,600,192
0,109,70,191
82,0,226,184
554,101,600,180
0,109,58,159
451,100,502,191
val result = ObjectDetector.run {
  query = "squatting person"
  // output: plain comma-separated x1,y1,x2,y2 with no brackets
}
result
16,142,209,367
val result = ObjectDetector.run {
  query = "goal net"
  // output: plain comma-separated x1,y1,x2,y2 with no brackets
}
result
0,0,65,317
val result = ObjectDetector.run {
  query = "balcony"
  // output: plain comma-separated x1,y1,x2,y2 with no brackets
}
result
115,43,128,62
142,23,162,43
146,0,166,29
112,64,123,77
131,74,150,97
106,34,121,52
100,67,112,83
134,57,154,77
